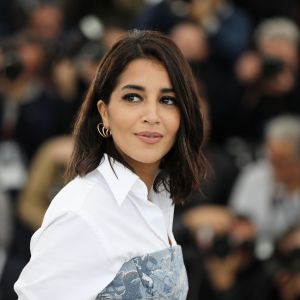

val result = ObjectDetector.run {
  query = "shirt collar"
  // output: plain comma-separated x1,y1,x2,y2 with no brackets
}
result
96,154,141,206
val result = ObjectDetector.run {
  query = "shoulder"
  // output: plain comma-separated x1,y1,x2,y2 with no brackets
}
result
237,160,271,184
41,168,116,228
15,208,119,300
230,160,271,206
29,167,117,258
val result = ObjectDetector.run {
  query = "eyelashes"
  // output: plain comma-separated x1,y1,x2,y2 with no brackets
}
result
122,93,177,105
122,93,141,102
160,96,177,105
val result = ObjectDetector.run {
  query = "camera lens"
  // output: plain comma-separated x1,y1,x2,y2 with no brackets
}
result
211,234,232,258
261,56,284,80
2,51,23,80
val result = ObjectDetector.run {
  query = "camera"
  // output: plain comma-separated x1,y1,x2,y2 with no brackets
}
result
196,226,254,259
260,56,284,80
210,234,235,258
276,248,300,274
210,234,254,258
0,49,23,80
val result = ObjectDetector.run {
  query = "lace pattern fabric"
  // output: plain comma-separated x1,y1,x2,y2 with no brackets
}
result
96,245,188,299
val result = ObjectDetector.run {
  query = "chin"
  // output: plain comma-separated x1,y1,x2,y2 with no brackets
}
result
123,150,166,166
116,142,172,167
132,154,162,165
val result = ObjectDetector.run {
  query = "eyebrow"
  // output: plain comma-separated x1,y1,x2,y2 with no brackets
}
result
121,84,175,93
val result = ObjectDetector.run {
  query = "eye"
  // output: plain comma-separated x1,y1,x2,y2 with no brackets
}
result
160,96,177,105
122,93,142,102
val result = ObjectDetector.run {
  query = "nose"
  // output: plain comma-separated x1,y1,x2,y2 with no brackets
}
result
142,100,160,125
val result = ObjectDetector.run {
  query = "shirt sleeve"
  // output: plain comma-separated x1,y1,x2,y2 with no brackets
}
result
14,211,113,300
229,168,257,215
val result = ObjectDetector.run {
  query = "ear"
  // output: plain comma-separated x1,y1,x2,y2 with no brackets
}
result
97,100,109,128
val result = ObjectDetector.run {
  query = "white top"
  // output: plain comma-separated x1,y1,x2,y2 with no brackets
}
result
230,159,300,240
14,154,176,300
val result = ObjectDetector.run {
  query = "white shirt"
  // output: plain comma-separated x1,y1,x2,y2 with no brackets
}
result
15,154,176,300
230,159,300,240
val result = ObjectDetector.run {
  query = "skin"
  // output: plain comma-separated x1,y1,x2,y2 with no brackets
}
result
279,229,300,252
189,0,220,24
276,229,300,300
97,58,180,190
258,39,299,71
235,38,298,94
170,23,209,62
266,140,300,193
183,205,256,291
183,205,234,235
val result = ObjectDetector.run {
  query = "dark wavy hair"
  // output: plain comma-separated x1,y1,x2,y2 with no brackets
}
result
66,30,207,204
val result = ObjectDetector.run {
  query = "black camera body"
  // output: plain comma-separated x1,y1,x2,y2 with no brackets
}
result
0,50,23,80
260,56,284,80
207,233,254,259
276,248,300,274
210,234,235,258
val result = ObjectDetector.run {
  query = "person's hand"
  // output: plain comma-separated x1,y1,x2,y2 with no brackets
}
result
262,66,296,95
182,205,233,235
276,272,300,300
205,251,244,291
235,51,261,84
52,58,78,100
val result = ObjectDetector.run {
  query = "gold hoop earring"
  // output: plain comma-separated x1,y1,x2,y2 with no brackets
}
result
97,123,111,138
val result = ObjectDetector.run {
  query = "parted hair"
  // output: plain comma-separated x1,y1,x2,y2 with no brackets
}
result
66,30,207,204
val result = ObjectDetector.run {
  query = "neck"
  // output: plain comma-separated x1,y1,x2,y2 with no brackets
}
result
115,149,160,191
134,162,159,192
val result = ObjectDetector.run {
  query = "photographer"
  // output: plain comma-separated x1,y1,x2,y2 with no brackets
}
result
230,115,300,242
268,225,300,300
182,205,271,300
0,33,65,163
234,17,300,144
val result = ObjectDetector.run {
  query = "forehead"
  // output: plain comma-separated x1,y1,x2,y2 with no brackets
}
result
258,38,297,57
267,140,297,157
115,58,172,87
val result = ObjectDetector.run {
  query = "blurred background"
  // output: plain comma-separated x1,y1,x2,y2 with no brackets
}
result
1,0,300,299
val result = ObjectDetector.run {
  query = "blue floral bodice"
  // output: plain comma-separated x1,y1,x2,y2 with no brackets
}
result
96,245,188,299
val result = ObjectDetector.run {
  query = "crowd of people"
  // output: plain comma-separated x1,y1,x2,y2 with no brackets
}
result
1,0,300,299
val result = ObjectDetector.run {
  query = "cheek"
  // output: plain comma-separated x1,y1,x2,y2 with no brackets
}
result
167,112,181,138
108,110,134,135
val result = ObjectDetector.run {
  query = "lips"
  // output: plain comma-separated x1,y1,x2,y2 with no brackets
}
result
135,131,163,144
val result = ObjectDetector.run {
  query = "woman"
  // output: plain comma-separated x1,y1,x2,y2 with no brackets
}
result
14,30,206,299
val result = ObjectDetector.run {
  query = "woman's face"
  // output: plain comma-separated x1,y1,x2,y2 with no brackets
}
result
97,58,180,171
